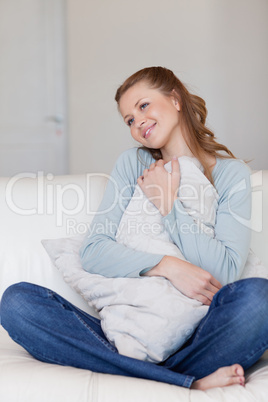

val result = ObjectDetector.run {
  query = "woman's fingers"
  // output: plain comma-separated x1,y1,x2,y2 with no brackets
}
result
143,168,149,177
210,276,222,291
197,277,222,305
201,289,218,304
196,294,213,306
147,158,180,172
148,159,164,171
190,288,216,306
155,159,165,167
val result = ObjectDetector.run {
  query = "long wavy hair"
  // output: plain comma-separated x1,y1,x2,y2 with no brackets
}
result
115,66,236,182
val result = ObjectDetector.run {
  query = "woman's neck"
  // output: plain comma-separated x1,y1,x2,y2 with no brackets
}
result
161,137,194,162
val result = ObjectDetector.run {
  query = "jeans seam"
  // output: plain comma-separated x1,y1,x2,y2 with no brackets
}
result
74,312,117,353
25,287,117,354
48,290,102,326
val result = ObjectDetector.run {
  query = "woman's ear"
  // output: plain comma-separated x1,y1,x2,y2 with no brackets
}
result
171,90,180,112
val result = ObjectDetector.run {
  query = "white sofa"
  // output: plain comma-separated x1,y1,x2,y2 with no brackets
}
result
0,170,268,402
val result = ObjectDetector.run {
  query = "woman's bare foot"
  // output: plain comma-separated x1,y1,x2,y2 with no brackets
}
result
191,364,245,390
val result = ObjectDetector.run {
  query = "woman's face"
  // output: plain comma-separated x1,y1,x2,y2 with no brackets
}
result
119,81,182,154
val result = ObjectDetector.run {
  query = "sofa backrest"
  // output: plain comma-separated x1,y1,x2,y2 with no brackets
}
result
0,170,267,308
0,173,108,313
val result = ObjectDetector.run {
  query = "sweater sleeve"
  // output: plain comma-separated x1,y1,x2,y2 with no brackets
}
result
163,159,252,285
79,148,163,278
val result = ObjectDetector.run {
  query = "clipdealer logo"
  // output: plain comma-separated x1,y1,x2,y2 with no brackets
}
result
227,170,263,232
5,172,112,227
5,170,264,233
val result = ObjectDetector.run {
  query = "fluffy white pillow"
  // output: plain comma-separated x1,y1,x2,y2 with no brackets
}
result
42,235,209,362
42,236,268,363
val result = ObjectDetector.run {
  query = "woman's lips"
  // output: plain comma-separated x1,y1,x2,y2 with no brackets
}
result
143,123,156,139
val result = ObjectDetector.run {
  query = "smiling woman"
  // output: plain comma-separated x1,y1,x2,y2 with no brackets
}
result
1,66,268,392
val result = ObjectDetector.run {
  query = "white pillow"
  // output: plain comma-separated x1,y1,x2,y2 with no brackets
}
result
42,236,268,363
42,235,209,363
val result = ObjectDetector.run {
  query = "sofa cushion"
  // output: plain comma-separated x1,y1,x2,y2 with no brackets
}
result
1,325,268,402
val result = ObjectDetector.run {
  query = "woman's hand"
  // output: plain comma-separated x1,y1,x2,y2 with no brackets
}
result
144,256,222,305
137,158,180,216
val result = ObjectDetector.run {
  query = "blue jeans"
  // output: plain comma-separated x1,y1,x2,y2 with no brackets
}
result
1,278,268,388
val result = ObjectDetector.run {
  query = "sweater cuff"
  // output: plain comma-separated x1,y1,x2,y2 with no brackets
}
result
139,254,164,276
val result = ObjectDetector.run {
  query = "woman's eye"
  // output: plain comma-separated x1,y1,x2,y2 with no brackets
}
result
127,118,134,126
140,103,149,110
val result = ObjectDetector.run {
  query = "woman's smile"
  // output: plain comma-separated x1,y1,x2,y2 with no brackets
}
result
143,123,156,139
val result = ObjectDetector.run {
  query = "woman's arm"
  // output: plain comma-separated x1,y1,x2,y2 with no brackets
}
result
80,148,164,277
162,159,252,285
144,255,222,306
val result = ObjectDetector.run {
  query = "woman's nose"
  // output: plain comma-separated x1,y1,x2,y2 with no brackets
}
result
135,115,146,128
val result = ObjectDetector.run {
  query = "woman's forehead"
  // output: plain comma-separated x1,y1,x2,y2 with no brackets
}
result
119,82,160,114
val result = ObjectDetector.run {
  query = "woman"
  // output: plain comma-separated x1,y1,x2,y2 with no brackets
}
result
1,67,267,390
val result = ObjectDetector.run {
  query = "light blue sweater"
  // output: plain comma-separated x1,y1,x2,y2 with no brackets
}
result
80,148,251,285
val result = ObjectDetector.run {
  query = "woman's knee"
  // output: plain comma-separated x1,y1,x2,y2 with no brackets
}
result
239,277,268,304
228,278,268,316
215,278,268,310
0,282,38,331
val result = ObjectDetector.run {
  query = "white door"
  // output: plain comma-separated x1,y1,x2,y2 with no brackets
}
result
0,0,68,176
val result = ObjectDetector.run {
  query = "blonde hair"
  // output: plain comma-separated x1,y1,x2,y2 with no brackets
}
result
115,66,236,182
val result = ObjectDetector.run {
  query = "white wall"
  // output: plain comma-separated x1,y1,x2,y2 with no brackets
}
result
66,0,268,174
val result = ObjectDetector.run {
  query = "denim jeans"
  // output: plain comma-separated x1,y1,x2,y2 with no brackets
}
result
1,278,268,388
